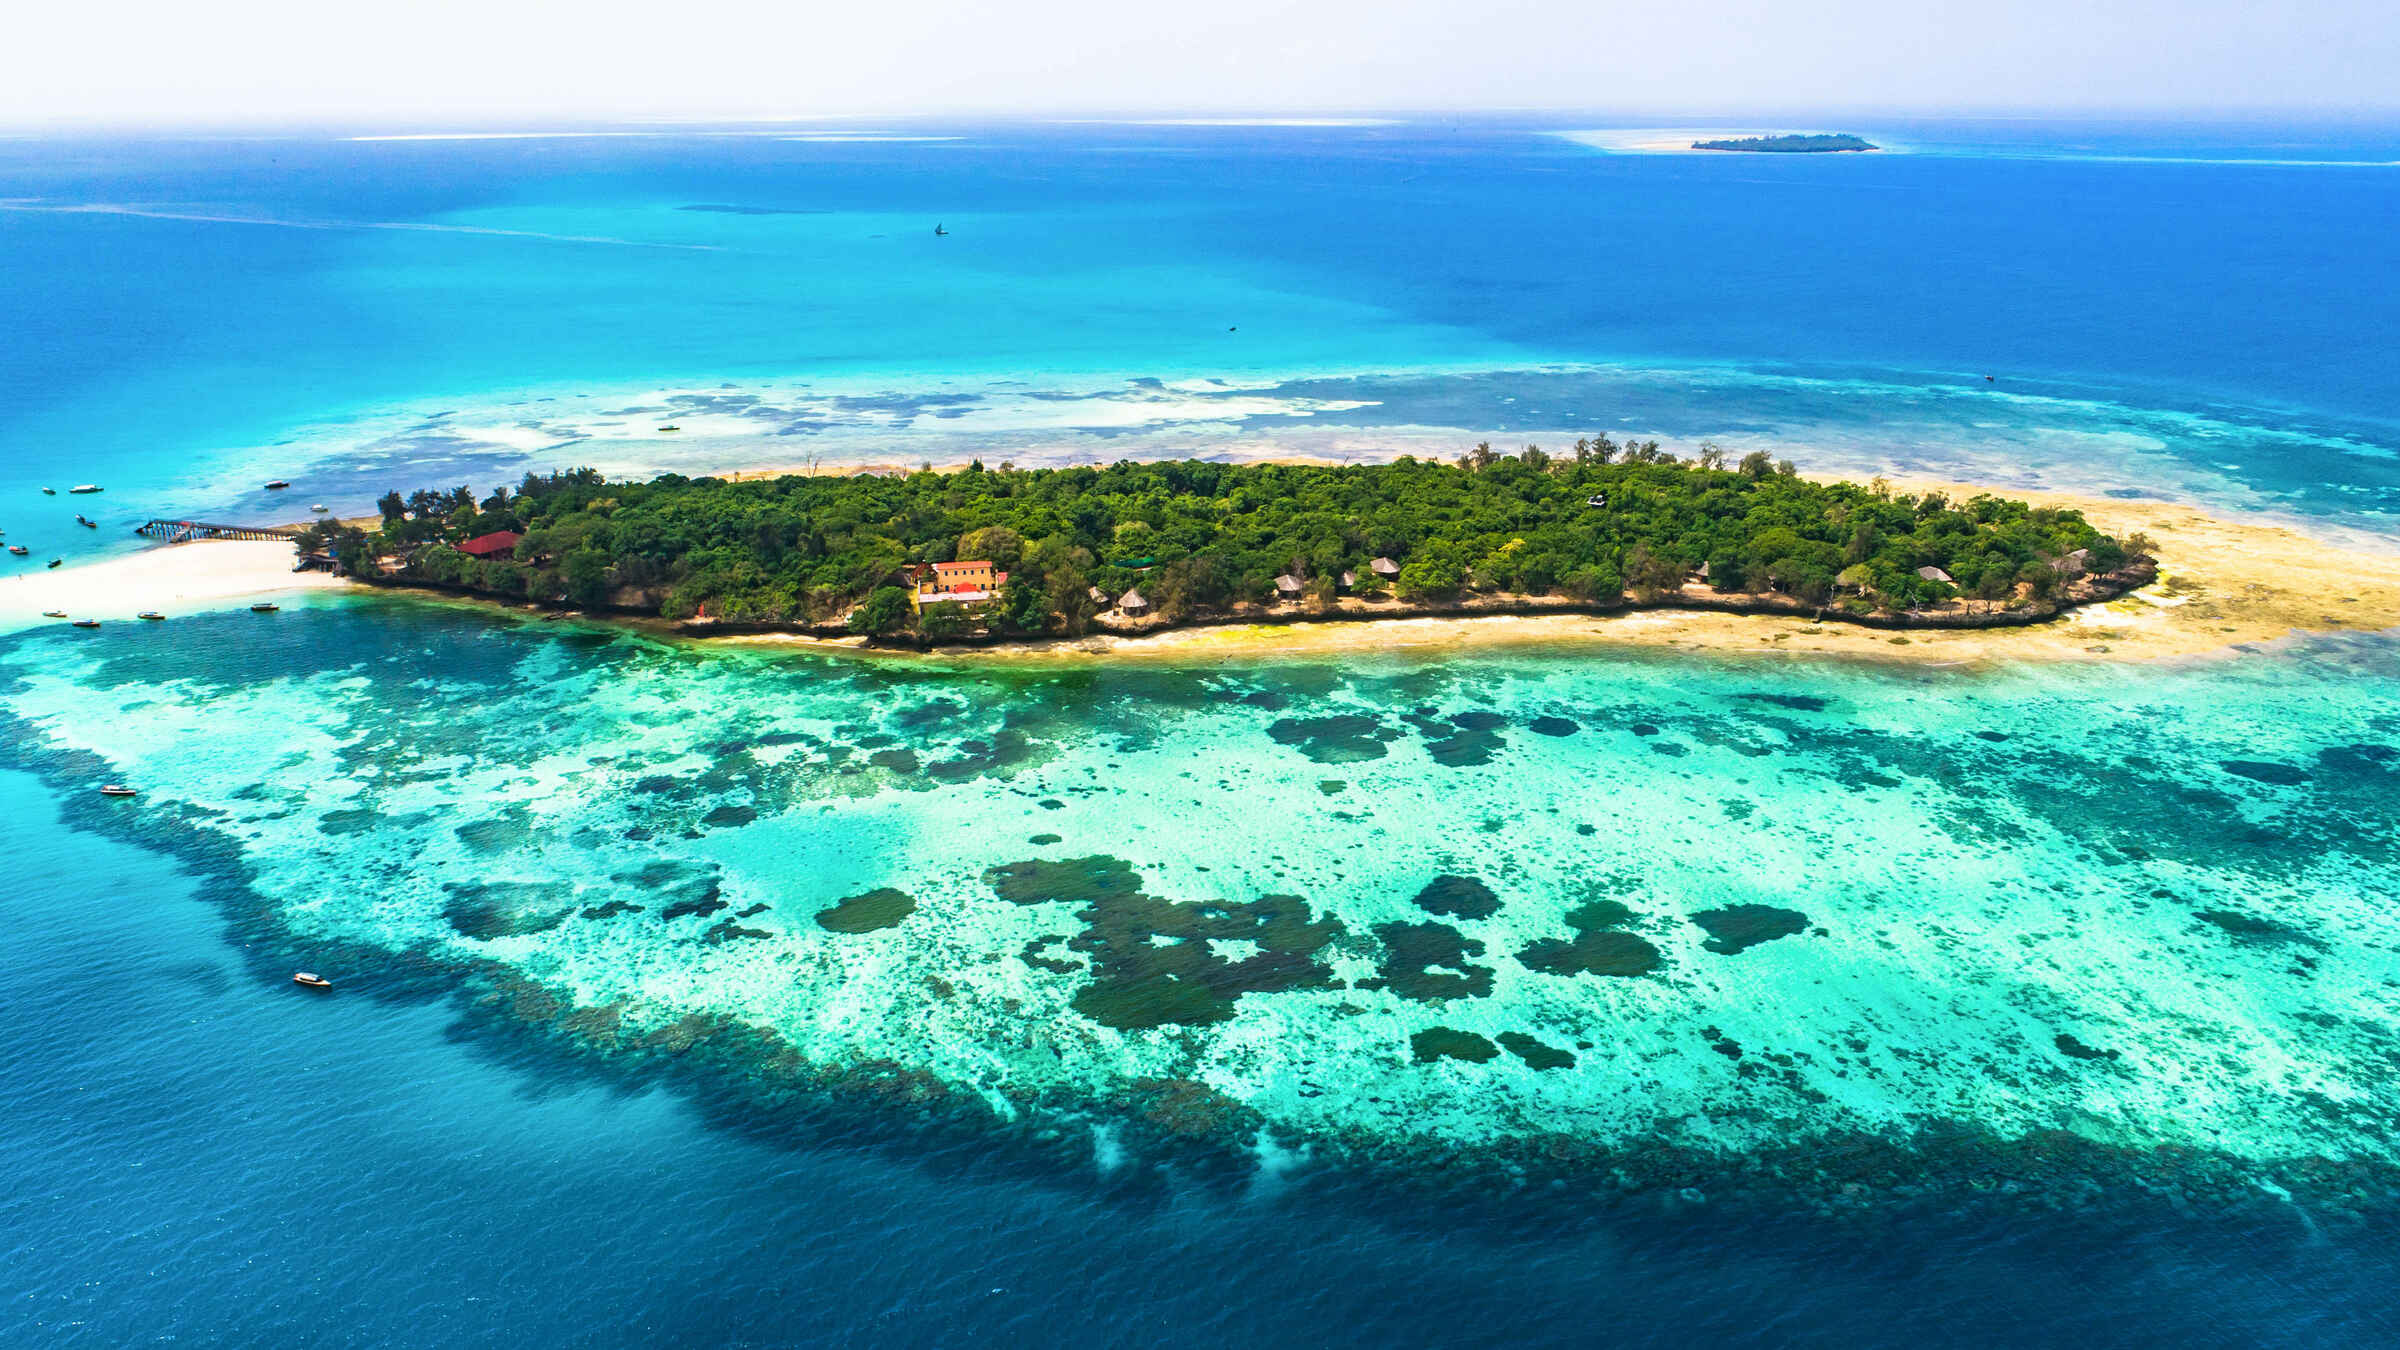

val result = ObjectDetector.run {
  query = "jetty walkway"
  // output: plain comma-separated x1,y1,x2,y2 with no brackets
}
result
135,519,307,544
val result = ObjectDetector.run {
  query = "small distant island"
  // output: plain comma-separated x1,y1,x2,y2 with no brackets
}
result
1691,133,1878,153
299,444,2153,647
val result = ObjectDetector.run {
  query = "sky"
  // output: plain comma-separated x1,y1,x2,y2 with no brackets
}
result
9,0,2397,127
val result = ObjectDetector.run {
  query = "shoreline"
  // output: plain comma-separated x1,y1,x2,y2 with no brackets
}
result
0,539,345,632
29,483,2400,670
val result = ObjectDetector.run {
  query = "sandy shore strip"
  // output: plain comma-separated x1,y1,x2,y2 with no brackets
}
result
725,489,2400,668
0,540,347,632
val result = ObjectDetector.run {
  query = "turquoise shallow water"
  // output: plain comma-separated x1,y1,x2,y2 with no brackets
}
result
7,599,2398,1184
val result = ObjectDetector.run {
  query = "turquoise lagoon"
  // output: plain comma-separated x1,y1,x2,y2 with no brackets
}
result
8,596,2397,1202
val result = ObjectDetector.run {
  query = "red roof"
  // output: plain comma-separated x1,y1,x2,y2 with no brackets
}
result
457,530,523,559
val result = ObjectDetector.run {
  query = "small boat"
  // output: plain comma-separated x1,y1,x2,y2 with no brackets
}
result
46,558,62,569
68,484,101,494
250,602,280,613
40,610,64,618
263,480,290,490
75,516,97,529
933,223,948,236
71,618,99,628
292,972,333,989
98,784,137,797
309,504,329,513
6,545,26,556
137,611,164,621
40,487,55,496
656,424,681,432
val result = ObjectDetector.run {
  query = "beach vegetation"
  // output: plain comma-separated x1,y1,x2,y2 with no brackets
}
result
341,450,2135,636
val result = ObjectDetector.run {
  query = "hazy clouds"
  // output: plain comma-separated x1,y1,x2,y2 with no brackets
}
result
10,0,2396,127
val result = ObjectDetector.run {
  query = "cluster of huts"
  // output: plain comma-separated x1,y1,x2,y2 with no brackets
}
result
1085,556,1404,621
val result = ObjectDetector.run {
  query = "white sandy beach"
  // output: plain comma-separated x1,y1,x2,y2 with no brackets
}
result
0,540,347,632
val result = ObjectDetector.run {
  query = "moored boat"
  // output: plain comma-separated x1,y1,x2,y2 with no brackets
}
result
40,487,55,496
75,515,97,529
264,480,290,490
309,504,329,513
98,784,136,797
46,558,62,569
7,545,26,556
70,618,99,628
68,484,101,494
137,611,165,621
250,602,280,613
292,972,332,989
40,610,64,618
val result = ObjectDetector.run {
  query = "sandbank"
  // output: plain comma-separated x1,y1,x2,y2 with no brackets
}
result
0,540,347,632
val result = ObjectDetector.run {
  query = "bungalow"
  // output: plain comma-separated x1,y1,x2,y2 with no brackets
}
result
1370,556,1400,579
1338,570,1357,590
1119,588,1151,617
1274,574,1305,598
1088,585,1109,606
1916,565,1954,584
457,530,523,560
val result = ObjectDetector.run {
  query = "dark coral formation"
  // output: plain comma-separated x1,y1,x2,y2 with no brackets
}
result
1267,714,1403,763
1736,692,1831,712
1411,873,1502,919
1691,904,1810,955
2195,909,2323,949
1519,929,1661,977
2054,1033,2120,1062
1517,897,1661,977
815,887,918,933
2220,759,2310,786
1497,1031,1576,1069
985,855,1344,1030
1401,709,1509,767
1411,1027,1499,1063
1366,921,1496,1001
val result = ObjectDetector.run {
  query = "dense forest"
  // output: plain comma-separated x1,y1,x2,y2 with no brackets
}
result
306,441,2142,638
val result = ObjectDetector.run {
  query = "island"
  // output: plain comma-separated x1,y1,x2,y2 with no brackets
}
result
296,441,2155,647
1690,133,1877,153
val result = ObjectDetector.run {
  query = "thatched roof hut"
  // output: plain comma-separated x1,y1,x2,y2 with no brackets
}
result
1370,557,1400,577
1339,570,1357,589
1274,574,1304,597
1916,565,1954,583
1119,588,1150,617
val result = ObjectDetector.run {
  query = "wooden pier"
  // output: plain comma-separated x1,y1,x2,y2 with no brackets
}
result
136,519,307,544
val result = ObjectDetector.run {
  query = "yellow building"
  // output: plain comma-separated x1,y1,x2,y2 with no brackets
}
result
907,560,1007,606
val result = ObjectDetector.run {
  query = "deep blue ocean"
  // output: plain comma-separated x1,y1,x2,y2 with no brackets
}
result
4,117,2400,1346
